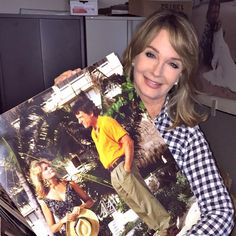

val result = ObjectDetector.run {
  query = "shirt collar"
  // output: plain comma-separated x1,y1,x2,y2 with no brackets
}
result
153,97,170,128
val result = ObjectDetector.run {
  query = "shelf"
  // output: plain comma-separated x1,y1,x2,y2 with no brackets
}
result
197,94,236,116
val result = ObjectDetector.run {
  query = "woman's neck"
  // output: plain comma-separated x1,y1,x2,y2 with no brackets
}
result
48,177,60,188
142,98,165,119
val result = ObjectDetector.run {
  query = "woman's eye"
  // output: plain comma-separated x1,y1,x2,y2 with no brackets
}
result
44,166,49,171
145,51,155,58
169,62,179,69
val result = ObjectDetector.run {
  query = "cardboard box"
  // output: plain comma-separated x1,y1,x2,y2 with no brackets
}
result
70,0,98,15
129,0,193,18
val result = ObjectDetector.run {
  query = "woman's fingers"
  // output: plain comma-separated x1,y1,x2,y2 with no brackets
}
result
72,206,81,215
67,213,79,222
54,68,81,85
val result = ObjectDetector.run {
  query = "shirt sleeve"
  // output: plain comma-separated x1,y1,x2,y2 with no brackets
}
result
102,116,127,142
181,127,234,235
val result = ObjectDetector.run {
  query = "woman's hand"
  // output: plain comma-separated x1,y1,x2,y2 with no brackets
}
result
54,68,81,85
72,206,81,215
65,206,81,222
61,208,80,224
63,212,79,222
66,212,79,222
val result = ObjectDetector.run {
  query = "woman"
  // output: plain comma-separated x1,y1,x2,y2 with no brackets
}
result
30,159,95,235
55,10,234,235
122,10,234,236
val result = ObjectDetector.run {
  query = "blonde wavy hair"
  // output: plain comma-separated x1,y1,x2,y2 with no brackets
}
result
123,10,207,128
29,159,58,199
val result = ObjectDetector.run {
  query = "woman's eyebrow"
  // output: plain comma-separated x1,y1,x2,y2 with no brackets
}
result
146,45,182,62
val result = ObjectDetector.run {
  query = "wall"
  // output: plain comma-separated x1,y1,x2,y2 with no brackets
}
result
98,0,127,8
0,0,127,14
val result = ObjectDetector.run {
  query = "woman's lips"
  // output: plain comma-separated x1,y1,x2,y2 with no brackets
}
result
144,77,161,89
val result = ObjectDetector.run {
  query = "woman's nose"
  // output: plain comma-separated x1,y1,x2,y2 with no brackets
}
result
152,61,163,76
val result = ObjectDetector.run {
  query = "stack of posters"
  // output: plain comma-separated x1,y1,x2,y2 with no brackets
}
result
0,53,199,236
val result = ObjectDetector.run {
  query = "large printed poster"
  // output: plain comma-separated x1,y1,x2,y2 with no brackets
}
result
0,53,198,236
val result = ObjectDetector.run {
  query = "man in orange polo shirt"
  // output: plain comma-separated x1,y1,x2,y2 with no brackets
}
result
71,94,170,235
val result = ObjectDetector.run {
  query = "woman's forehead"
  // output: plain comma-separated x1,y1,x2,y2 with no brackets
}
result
40,162,49,168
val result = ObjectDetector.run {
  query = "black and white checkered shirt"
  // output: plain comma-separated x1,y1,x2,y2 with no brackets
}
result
154,104,235,236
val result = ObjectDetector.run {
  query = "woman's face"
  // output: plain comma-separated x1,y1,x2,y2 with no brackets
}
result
133,29,183,105
40,162,56,180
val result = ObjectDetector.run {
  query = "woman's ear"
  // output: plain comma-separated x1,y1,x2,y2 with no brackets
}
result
175,73,182,85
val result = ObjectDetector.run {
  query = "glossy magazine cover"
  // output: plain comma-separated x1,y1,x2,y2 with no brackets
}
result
0,53,198,236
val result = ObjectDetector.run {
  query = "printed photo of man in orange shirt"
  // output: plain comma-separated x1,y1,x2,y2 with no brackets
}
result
71,93,170,235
